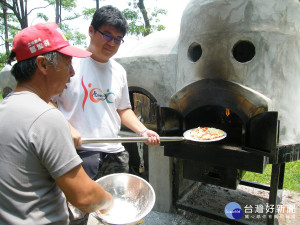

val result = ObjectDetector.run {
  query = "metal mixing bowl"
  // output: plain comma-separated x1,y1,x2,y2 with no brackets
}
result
92,173,156,225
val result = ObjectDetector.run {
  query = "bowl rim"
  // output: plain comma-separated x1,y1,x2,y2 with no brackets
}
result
93,173,156,225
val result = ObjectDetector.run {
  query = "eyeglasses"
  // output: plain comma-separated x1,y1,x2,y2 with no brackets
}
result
96,30,124,45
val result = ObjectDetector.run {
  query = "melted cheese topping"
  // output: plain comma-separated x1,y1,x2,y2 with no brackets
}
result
190,127,225,140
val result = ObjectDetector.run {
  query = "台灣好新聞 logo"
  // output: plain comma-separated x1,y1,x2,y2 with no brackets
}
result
225,202,243,219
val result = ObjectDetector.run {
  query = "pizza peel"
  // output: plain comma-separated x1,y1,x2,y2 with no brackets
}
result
81,128,227,144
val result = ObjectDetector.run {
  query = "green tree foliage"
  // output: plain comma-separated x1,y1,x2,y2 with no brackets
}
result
0,0,21,69
41,0,85,46
123,0,167,37
81,0,167,37
0,0,167,69
0,52,7,69
0,0,29,29
0,0,87,68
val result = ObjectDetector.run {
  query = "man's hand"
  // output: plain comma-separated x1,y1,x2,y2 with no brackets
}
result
99,193,114,214
141,129,160,145
117,108,160,145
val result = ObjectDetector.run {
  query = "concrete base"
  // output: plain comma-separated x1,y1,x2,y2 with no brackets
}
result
148,145,173,213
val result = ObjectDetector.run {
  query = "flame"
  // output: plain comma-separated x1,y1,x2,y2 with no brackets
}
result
225,108,230,117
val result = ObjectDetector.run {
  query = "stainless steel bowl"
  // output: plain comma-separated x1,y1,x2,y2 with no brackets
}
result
92,173,156,225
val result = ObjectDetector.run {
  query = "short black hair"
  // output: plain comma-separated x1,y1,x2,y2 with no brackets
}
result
10,52,37,83
91,5,129,36
10,51,62,83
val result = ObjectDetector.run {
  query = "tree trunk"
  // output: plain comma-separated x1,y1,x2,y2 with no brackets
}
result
55,0,59,23
2,0,10,56
19,0,27,27
12,0,28,28
59,0,62,23
0,0,28,28
137,0,151,36
55,0,62,24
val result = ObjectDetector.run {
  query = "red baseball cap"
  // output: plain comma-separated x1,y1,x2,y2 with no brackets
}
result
12,22,91,61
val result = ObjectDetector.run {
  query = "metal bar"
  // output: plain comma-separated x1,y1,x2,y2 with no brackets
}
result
82,136,185,144
278,163,285,189
176,202,256,225
240,180,270,191
242,146,271,157
267,163,281,225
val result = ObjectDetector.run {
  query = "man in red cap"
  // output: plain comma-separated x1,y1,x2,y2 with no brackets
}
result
0,22,113,225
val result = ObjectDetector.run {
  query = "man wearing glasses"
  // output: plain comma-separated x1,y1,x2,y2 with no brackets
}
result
52,5,160,224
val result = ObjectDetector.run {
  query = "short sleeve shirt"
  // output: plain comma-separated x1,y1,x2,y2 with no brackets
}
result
0,92,82,225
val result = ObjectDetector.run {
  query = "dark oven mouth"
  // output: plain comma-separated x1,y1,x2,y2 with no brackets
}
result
185,105,243,146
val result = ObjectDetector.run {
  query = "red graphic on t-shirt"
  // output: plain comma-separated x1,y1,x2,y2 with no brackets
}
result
81,77,88,111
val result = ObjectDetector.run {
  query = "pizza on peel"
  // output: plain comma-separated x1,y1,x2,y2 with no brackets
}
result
189,127,225,141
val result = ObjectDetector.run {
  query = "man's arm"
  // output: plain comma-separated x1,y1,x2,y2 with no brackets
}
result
55,165,113,213
117,108,160,145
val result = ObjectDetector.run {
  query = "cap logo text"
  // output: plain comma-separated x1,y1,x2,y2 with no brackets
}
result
27,38,51,54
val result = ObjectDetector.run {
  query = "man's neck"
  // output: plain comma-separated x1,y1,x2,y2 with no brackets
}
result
14,83,49,102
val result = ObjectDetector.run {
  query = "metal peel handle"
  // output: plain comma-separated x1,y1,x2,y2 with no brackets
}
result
81,137,185,144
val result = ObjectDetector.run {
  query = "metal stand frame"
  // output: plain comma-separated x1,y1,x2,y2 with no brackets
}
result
173,162,285,225
240,163,285,225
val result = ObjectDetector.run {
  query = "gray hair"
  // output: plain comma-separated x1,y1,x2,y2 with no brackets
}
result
11,51,63,83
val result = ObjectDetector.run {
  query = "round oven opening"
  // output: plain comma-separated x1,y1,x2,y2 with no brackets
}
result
232,40,255,63
187,42,202,62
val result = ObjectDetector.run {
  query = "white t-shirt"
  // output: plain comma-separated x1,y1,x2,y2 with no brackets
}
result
53,57,132,153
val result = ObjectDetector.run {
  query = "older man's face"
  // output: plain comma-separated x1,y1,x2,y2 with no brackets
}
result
47,54,75,96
